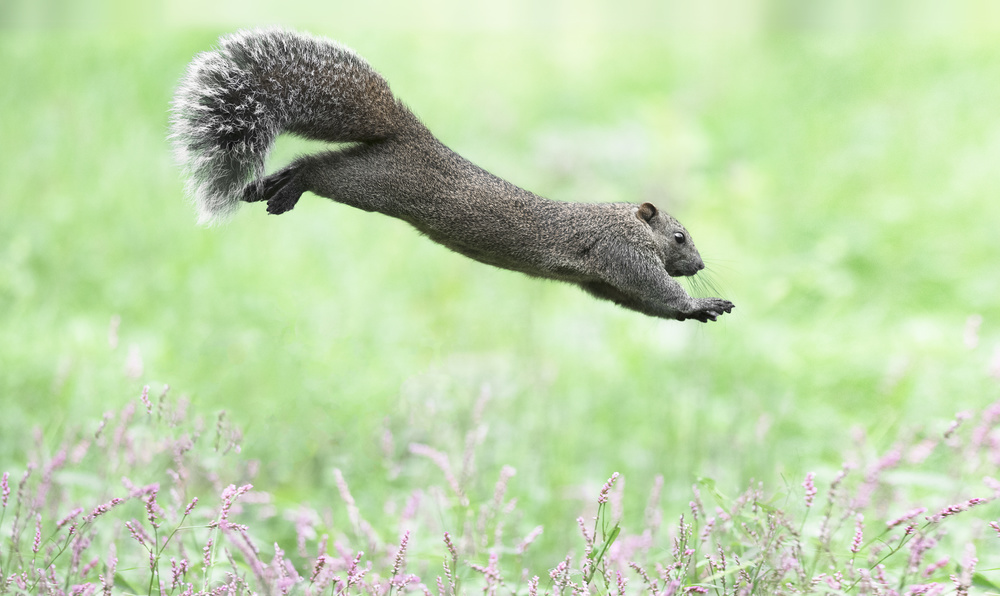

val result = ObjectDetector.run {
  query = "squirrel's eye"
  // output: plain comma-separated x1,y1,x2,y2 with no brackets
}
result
673,232,686,244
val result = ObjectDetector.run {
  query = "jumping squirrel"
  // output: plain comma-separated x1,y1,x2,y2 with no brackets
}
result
170,28,735,322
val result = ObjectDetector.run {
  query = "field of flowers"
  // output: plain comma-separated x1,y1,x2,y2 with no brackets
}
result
3,3,1000,594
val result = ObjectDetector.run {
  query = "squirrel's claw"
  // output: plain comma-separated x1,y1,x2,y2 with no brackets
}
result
685,298,734,323
241,168,304,215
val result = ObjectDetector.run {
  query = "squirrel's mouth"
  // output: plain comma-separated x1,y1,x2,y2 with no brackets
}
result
668,263,705,278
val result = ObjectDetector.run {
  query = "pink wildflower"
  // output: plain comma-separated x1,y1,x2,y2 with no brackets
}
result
887,507,927,529
469,551,501,585
549,558,570,588
57,508,83,530
32,514,42,553
944,411,973,439
344,551,366,589
662,579,681,596
144,491,160,528
907,439,937,464
517,525,544,554
615,570,627,596
409,444,464,503
577,516,594,545
527,576,539,596
699,517,715,543
442,532,457,560
85,497,125,523
803,472,817,508
218,483,252,525
170,558,189,589
103,544,117,596
908,535,938,574
871,564,889,584
823,572,843,590
492,465,516,509
923,557,949,578
309,555,329,583
828,464,850,498
140,385,152,415
952,544,978,596
599,472,620,504
390,531,410,584
1,472,9,508
293,508,315,558
125,520,149,547
850,514,864,554
80,557,100,578
927,498,985,523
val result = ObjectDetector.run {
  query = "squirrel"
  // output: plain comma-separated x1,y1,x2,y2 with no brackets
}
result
170,28,734,322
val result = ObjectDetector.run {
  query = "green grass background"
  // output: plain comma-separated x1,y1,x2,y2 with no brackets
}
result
2,0,1000,561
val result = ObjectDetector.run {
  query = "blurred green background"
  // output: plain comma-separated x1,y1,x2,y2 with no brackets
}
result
2,0,1000,559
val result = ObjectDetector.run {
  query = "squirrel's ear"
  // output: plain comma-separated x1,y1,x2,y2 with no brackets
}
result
637,202,658,223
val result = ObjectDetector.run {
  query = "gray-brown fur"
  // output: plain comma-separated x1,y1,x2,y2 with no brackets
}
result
170,28,734,322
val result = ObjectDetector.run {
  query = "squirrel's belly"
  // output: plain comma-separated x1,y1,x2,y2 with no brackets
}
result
408,222,555,279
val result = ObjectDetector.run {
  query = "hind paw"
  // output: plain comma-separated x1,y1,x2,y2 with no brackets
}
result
243,168,304,214
266,185,303,215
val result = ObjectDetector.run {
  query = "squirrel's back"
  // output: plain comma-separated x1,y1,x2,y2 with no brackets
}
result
170,28,414,224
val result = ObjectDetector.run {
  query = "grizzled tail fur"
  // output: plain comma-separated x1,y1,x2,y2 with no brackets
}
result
170,27,411,224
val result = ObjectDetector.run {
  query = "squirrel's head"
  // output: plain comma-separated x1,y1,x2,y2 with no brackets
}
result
636,202,705,277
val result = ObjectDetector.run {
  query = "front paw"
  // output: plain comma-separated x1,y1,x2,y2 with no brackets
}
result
684,298,735,323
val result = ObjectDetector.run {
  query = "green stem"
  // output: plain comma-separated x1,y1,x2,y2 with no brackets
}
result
747,511,783,592
202,524,220,592
841,523,926,593
38,519,96,593
0,507,7,570
148,525,160,596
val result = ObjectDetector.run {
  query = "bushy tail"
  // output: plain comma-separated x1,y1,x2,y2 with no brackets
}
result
170,28,408,224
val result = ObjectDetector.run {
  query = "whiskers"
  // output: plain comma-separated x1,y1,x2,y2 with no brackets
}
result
683,257,735,299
